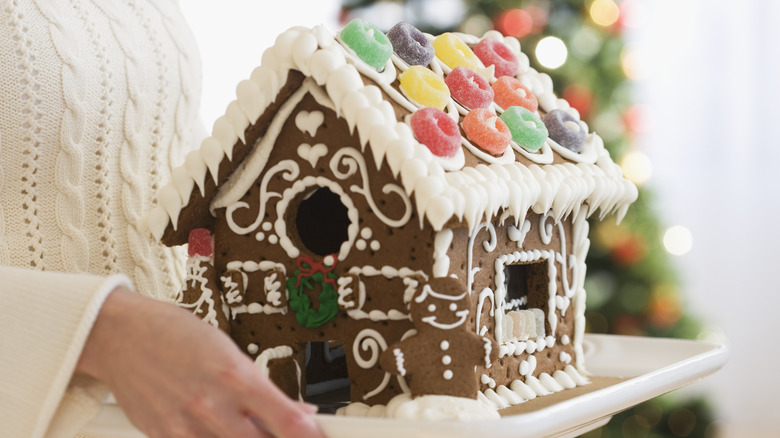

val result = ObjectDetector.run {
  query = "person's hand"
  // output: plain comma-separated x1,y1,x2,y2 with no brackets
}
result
77,287,325,438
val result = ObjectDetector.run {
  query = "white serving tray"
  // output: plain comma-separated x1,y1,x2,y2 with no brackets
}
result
81,334,728,438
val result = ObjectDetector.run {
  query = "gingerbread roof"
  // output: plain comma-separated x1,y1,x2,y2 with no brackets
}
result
146,24,637,244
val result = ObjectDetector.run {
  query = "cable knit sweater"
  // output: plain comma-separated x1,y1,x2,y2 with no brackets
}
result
0,1,203,436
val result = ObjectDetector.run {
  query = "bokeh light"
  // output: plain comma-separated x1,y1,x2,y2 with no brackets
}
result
620,150,653,185
535,36,568,69
495,8,533,38
589,0,620,27
663,225,693,256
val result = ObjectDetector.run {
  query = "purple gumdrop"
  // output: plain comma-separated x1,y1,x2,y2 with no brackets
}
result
543,109,587,153
387,22,434,66
445,67,494,109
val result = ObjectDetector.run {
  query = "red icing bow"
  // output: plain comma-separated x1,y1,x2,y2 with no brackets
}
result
295,254,338,287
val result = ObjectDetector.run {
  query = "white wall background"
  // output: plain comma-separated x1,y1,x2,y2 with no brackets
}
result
180,1,777,436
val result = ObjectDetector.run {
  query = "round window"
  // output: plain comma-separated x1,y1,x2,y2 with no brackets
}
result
296,187,350,256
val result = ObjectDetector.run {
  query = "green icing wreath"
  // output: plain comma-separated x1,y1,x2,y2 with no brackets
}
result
286,258,340,328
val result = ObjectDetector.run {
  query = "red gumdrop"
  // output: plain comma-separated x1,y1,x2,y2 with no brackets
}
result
474,38,520,78
492,76,538,112
188,228,213,258
410,107,461,158
462,108,511,155
444,67,494,109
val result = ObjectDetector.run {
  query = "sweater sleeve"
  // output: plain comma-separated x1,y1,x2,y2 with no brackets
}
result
0,266,132,438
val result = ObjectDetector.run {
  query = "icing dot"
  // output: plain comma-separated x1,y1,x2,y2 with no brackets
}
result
561,335,570,345
449,303,457,311
428,304,437,312
370,240,381,251
443,369,454,380
442,355,452,365
262,222,273,231
255,232,265,241
360,227,373,239
440,340,450,350
387,22,434,66
323,255,336,267
519,360,529,375
268,235,279,245
340,18,392,70
356,239,367,251
247,344,259,355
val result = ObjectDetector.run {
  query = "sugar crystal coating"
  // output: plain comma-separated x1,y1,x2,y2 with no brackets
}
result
462,108,511,155
410,107,461,158
492,76,538,112
433,33,483,73
543,109,586,153
500,106,548,152
473,38,519,78
400,65,450,110
340,18,393,70
188,228,213,257
445,67,494,109
387,22,434,66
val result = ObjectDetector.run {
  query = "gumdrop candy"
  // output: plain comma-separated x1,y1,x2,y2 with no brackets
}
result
400,65,450,110
492,76,538,112
387,22,434,66
188,228,213,258
462,108,511,155
500,106,548,152
473,38,520,78
543,109,586,153
340,18,393,71
433,33,487,77
444,67,494,109
410,107,461,158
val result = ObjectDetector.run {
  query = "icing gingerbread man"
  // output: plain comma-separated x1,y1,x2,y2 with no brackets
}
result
380,277,498,399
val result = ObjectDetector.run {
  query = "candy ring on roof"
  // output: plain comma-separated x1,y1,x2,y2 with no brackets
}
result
500,106,548,152
462,108,511,155
433,33,488,78
543,109,587,153
474,38,519,78
493,76,538,113
445,67,494,110
400,65,451,110
387,22,435,66
410,107,461,158
340,18,393,71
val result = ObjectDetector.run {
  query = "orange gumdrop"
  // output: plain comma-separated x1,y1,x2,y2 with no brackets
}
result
492,76,538,112
462,108,511,155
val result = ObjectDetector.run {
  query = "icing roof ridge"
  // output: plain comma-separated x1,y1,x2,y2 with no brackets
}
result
146,24,637,241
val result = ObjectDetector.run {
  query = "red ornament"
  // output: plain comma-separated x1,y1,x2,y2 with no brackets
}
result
495,9,533,38
562,84,594,120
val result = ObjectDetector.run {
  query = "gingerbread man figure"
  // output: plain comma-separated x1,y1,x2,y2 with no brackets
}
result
380,277,498,399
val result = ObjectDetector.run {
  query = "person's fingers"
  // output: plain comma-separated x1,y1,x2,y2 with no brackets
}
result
243,376,324,438
188,394,270,438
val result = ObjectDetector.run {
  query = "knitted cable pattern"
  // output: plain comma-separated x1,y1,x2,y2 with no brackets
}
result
72,0,120,274
0,131,9,265
91,0,160,297
33,0,92,274
7,0,46,270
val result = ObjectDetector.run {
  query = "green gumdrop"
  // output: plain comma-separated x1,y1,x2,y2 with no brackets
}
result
340,18,393,71
500,106,548,152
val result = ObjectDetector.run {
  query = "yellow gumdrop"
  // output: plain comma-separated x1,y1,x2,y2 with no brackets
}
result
433,33,483,72
399,65,450,110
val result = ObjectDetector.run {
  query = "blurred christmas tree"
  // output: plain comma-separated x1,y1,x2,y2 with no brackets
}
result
339,0,717,436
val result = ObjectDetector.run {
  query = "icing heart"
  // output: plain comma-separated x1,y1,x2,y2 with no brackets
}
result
297,143,328,168
295,110,325,137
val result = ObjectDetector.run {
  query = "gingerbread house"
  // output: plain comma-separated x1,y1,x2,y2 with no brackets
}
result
146,21,637,413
